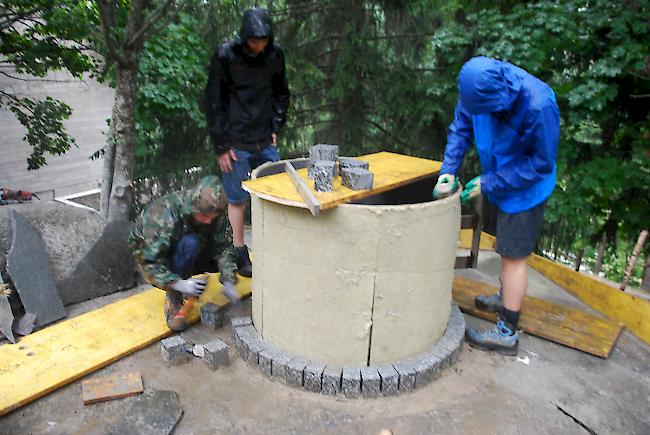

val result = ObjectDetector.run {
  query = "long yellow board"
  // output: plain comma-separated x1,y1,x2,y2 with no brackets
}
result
0,273,251,416
242,151,441,211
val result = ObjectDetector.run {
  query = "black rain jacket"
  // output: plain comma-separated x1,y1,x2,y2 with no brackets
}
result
205,8,290,154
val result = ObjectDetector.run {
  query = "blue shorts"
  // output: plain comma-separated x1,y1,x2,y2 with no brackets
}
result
222,145,280,204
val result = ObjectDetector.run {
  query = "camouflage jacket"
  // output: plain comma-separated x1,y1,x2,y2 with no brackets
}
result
129,190,238,290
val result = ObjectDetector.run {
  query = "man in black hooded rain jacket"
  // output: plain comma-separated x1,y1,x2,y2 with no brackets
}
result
205,7,290,278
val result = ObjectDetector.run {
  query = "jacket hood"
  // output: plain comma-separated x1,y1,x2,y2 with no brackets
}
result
457,56,522,114
239,8,273,42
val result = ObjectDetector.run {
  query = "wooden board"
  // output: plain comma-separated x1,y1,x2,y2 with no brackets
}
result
459,230,496,250
81,372,143,405
453,276,623,358
242,151,441,211
528,254,650,346
0,273,251,416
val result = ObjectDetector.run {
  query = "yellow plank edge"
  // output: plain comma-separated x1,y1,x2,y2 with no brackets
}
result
0,273,251,416
459,230,496,250
242,151,441,211
528,254,650,346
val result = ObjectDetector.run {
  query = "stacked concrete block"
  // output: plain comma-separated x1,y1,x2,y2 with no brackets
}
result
321,366,343,396
308,144,339,179
202,339,230,370
341,167,374,190
360,367,381,398
200,303,224,329
161,335,192,367
313,161,336,192
377,365,399,396
286,357,309,387
342,367,362,398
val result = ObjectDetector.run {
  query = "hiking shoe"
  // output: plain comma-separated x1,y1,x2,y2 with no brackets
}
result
465,319,519,356
236,245,252,278
474,291,503,313
164,290,188,332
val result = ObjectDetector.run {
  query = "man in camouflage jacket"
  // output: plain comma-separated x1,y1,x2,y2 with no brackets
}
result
129,175,238,331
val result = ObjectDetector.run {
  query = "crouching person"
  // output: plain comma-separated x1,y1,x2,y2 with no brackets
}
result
129,175,238,331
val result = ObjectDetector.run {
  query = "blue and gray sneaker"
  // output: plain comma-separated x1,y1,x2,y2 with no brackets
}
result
474,291,503,313
465,319,519,356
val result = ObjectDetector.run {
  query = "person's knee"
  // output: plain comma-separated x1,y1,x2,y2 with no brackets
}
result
177,233,201,255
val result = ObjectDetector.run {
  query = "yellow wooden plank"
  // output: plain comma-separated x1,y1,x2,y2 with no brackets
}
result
528,254,650,346
0,273,251,416
453,276,623,358
459,230,496,250
242,151,441,211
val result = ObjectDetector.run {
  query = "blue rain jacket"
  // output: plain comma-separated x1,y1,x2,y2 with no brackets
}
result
440,57,559,214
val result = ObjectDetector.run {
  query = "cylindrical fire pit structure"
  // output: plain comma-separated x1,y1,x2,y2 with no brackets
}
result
249,159,460,367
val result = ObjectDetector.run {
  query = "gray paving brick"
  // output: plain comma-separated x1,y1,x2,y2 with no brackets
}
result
341,167,373,190
304,361,326,393
339,157,369,172
313,161,335,192
202,339,230,370
272,351,292,382
258,346,281,377
286,357,308,387
361,367,381,398
342,367,361,398
160,335,191,367
393,361,416,392
200,303,224,329
378,365,399,396
321,365,342,396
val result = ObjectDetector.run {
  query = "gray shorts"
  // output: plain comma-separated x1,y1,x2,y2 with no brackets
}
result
495,201,546,259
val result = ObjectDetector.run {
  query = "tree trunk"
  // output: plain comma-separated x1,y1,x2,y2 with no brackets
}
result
620,230,648,291
574,248,584,272
107,65,138,222
594,232,607,275
642,257,650,291
100,112,117,219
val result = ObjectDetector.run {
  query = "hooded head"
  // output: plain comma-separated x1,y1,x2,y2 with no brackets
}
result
188,175,227,216
457,56,522,115
239,8,274,42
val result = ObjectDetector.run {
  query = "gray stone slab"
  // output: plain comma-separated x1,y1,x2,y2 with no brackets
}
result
271,352,292,381
322,365,342,396
341,167,374,190
7,210,65,327
378,365,399,396
105,389,183,435
160,336,191,367
393,362,416,392
56,221,135,305
304,361,326,393
202,339,230,370
12,312,36,336
0,294,15,343
200,303,224,329
286,357,308,387
361,366,381,398
342,367,361,398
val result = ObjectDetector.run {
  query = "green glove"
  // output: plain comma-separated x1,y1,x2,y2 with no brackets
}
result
460,176,481,203
432,174,459,199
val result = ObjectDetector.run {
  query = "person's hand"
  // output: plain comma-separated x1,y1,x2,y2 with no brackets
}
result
221,280,239,304
170,278,206,297
432,173,459,199
271,133,277,146
218,149,237,173
460,176,481,203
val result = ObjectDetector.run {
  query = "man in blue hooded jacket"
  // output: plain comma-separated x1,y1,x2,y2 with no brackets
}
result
433,56,559,355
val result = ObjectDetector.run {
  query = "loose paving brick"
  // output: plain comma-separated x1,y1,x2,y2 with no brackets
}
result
304,361,326,393
341,167,374,190
377,365,399,396
313,161,336,192
342,367,362,398
200,303,223,329
160,336,191,367
361,367,381,398
202,339,230,370
231,315,252,330
321,365,343,396
339,157,369,173
286,357,309,387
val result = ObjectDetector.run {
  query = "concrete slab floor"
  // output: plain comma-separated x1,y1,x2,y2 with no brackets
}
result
1,253,649,434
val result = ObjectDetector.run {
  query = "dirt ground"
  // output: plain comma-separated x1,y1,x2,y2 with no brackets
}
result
1,252,649,435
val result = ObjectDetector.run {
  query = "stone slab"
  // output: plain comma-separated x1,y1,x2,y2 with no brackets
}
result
7,210,65,327
160,336,191,367
286,357,308,387
304,361,326,393
103,389,183,435
0,294,15,343
12,312,36,336
361,367,381,398
342,367,361,398
322,365,343,396
377,365,399,396
202,339,230,370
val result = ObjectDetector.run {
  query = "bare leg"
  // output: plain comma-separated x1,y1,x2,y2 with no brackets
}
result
228,203,246,247
501,255,528,311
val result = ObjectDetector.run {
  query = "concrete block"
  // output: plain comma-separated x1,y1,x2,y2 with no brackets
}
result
313,161,335,192
309,144,338,162
321,365,342,396
160,335,191,367
304,361,326,393
341,167,373,190
378,365,399,396
361,367,381,398
200,303,224,329
272,351,292,382
339,157,369,173
393,362,416,392
202,339,230,370
342,367,361,398
286,357,308,387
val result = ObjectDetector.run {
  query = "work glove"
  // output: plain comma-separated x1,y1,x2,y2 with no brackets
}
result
170,278,206,297
432,174,459,199
460,176,481,204
222,280,239,304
